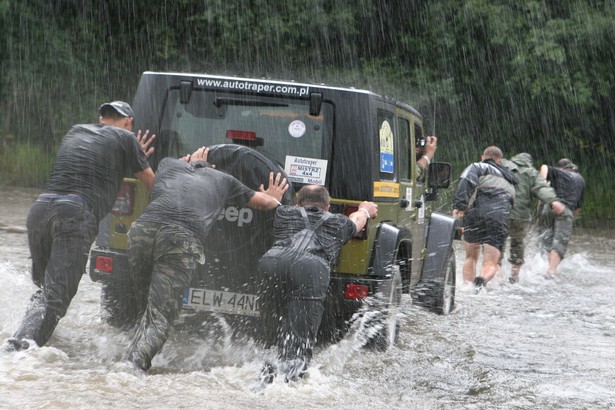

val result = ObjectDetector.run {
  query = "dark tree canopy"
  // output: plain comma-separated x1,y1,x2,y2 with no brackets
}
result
1,0,613,223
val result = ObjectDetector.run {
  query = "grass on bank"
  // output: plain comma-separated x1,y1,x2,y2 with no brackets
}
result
0,141,55,188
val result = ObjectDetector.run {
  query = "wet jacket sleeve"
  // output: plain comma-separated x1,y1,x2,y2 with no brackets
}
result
453,164,478,211
530,169,558,205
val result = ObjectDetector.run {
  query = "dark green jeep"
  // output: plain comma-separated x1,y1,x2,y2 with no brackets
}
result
90,71,457,347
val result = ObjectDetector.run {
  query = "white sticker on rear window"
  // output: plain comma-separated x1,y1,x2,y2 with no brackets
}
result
285,156,328,185
288,120,306,138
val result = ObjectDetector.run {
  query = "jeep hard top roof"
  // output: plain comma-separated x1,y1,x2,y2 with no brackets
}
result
140,71,420,116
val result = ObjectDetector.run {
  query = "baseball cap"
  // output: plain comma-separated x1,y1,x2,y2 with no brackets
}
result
557,158,578,171
98,101,135,118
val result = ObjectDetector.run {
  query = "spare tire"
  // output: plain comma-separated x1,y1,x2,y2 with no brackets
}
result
193,144,295,292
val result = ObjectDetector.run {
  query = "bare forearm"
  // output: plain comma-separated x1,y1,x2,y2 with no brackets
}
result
247,192,281,210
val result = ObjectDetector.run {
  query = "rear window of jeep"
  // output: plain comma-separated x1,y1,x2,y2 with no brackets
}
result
159,89,333,179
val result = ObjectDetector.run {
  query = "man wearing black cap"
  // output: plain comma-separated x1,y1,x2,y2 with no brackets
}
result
3,101,155,351
538,158,585,278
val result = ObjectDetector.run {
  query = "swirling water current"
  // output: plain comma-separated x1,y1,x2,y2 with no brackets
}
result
1,187,614,409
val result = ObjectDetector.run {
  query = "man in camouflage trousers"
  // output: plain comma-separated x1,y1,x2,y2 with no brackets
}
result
501,153,565,283
124,147,288,372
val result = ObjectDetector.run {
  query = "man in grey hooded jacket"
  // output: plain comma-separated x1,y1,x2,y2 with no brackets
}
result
501,153,565,283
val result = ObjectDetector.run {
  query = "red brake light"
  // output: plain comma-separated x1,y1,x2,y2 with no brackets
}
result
95,256,113,272
344,283,369,300
111,181,135,215
343,205,368,239
226,130,257,141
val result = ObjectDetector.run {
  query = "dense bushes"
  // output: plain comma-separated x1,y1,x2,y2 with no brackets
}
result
0,0,613,225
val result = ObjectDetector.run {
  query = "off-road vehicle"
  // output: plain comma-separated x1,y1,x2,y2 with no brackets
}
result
90,71,457,348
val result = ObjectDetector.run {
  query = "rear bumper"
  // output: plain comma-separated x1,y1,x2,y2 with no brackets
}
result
89,246,393,338
324,274,395,324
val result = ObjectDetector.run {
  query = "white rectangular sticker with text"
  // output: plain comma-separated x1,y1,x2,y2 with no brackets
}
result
406,187,413,212
285,156,328,185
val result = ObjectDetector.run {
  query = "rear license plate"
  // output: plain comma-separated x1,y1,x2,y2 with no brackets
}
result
182,288,260,317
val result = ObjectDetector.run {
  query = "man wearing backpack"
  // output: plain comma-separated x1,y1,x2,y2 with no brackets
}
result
258,185,378,382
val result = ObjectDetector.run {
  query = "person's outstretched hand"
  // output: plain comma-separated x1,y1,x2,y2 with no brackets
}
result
137,129,156,158
260,172,289,203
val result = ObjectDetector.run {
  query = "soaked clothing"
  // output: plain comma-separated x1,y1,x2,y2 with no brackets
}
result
502,153,559,265
44,124,150,220
270,206,356,267
137,158,254,239
502,154,559,222
506,219,529,266
124,158,255,371
543,166,585,212
539,166,585,259
12,195,98,347
454,158,518,251
124,222,203,370
11,124,150,348
258,205,356,379
539,206,575,259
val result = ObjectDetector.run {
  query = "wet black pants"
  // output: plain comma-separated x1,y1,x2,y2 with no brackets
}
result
258,252,330,364
13,196,97,347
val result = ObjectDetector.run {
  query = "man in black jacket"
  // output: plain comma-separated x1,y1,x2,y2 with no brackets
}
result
453,146,518,291
538,158,585,278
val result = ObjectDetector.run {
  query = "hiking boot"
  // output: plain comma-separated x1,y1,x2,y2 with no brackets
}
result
473,276,486,293
509,275,519,284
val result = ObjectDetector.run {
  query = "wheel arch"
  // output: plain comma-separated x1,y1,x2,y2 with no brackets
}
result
369,222,412,279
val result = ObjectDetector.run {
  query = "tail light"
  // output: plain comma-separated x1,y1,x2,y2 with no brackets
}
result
95,256,113,272
343,205,369,239
344,283,369,300
111,181,136,215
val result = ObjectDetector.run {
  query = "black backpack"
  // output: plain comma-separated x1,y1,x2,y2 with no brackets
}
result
284,207,331,261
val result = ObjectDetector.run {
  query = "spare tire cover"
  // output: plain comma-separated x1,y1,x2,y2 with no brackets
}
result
197,144,295,291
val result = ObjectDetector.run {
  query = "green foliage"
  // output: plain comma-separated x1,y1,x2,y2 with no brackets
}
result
0,141,54,188
0,0,613,225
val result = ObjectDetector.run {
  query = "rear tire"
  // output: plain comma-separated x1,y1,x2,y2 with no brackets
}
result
100,279,138,329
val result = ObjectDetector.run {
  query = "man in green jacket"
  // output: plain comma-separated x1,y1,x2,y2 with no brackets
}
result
501,153,565,283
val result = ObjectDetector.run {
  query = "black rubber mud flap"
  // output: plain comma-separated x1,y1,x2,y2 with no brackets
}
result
364,265,403,351
412,212,458,315
196,144,295,295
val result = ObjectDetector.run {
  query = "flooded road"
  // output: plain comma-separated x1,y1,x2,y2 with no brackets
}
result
1,187,614,409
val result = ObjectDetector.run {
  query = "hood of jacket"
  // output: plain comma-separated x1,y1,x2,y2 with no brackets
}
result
510,153,533,169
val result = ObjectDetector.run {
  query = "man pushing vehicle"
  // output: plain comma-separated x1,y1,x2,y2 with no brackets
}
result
124,147,288,372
